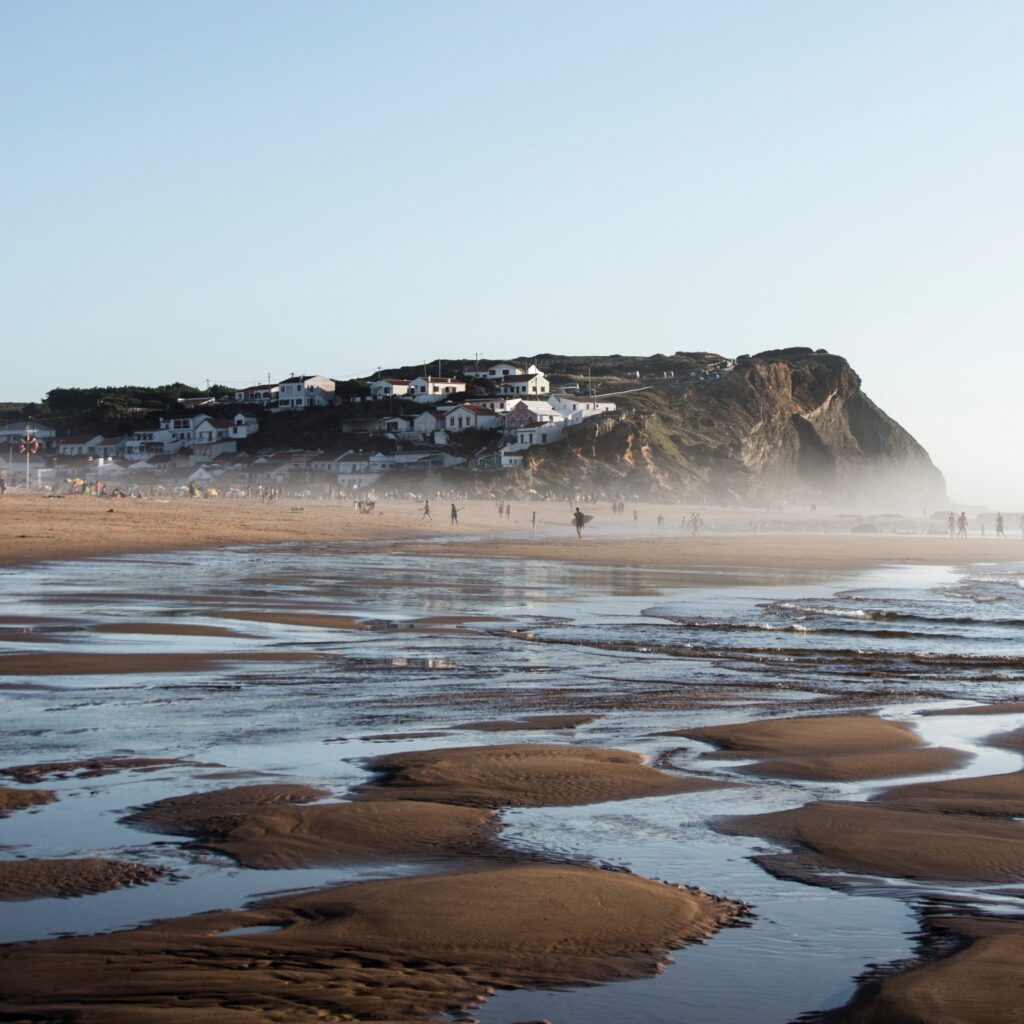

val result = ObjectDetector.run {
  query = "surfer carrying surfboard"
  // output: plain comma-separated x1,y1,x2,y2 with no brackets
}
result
572,507,592,538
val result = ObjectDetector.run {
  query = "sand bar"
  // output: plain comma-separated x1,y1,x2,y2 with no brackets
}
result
0,858,165,901
0,784,55,817
0,863,742,1022
2,756,214,784
669,713,966,781
877,771,1024,817
721,800,1024,882
0,650,323,676
834,915,1024,1024
454,713,602,731
357,742,733,807
126,784,498,867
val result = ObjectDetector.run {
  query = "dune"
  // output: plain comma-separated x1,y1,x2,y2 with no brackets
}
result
721,800,1024,882
126,783,498,867
0,858,165,901
0,863,742,1022
357,743,732,807
0,784,55,817
833,916,1024,1024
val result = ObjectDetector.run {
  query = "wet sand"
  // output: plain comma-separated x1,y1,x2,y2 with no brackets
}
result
127,784,499,867
0,864,743,1022
0,650,324,676
878,770,1024,817
2,519,1023,1021
832,915,1024,1024
1,756,211,784
671,714,967,782
0,784,55,816
455,713,602,731
0,858,165,901
357,743,735,807
722,800,1024,883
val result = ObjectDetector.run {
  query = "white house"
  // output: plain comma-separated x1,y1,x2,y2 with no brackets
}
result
505,420,569,451
0,421,57,449
336,450,380,490
275,375,336,410
412,408,446,434
122,412,257,460
498,369,550,397
58,434,108,458
548,394,617,422
408,376,467,403
233,384,280,406
373,415,416,437
443,403,503,433
464,362,526,379
369,378,413,399
229,413,259,439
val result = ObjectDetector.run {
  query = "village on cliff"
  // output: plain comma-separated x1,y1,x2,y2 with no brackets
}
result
0,358,731,495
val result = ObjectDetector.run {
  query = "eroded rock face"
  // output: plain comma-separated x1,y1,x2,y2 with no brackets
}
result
530,348,946,507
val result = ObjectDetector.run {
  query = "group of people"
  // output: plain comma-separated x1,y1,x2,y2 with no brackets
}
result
946,511,1022,539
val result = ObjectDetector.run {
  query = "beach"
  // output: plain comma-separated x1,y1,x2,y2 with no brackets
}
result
1,495,1023,1022
0,492,1020,570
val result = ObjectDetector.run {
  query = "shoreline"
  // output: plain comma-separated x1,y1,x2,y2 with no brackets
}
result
1,493,1021,572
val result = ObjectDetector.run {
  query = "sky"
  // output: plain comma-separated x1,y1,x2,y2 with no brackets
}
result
1,1,1021,506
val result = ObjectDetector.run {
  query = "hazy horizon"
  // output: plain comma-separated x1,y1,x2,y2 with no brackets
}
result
2,2,1021,507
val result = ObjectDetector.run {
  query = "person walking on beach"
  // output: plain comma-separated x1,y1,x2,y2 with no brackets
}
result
421,499,431,520
947,512,956,539
450,503,460,526
531,510,536,531
506,504,511,521
996,513,1006,538
572,506,590,538
956,512,968,538
498,500,504,518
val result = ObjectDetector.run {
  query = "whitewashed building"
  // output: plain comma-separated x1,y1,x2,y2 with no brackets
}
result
498,368,550,397
369,378,413,399
275,375,336,410
408,376,466,403
443,403,504,433
463,362,526,380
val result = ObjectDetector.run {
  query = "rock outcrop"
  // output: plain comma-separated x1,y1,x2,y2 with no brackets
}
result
527,348,946,507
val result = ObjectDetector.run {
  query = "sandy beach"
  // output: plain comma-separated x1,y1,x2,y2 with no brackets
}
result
1,494,1023,1022
1,492,1021,571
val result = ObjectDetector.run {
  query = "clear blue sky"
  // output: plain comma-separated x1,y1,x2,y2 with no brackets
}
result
2,1,1021,505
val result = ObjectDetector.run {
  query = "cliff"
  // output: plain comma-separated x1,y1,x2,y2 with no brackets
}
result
524,348,946,508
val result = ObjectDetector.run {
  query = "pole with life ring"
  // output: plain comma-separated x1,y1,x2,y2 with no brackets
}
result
18,435,39,489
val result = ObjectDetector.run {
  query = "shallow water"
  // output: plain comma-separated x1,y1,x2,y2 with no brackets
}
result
1,547,1023,1022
